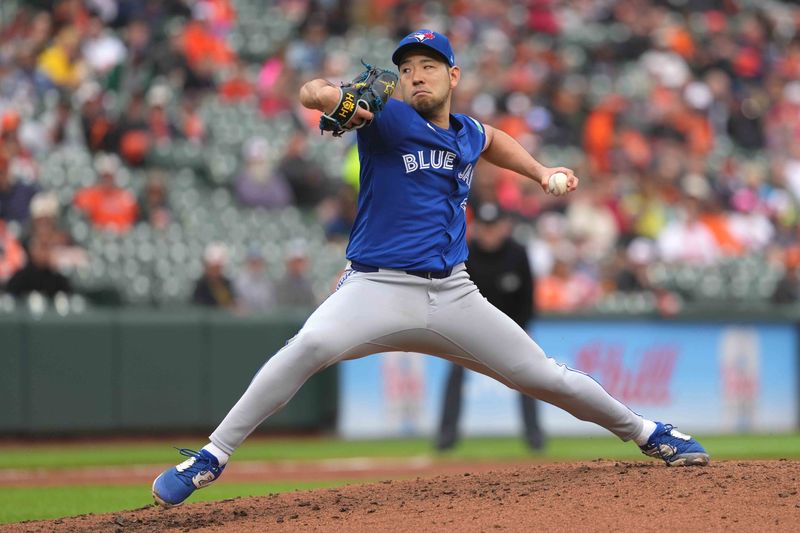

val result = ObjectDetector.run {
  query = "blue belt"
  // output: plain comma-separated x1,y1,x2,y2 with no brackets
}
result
350,261,453,279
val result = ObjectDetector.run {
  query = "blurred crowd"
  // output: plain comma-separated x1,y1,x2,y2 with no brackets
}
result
1,0,800,314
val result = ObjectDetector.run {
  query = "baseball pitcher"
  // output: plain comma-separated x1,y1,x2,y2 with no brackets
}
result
152,29,709,508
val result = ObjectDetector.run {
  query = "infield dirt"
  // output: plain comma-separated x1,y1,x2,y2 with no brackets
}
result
4,460,799,532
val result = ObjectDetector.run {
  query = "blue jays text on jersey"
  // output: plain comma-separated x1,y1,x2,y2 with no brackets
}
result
401,150,476,189
347,99,486,271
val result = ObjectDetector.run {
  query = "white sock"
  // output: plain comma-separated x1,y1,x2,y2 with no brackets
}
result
202,442,230,466
633,418,658,446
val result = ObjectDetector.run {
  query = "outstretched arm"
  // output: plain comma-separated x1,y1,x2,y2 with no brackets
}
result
299,79,374,126
481,125,579,194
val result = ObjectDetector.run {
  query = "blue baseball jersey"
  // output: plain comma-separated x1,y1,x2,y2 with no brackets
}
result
347,99,486,271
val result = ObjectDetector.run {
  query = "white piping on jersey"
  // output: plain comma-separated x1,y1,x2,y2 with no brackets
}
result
468,116,484,134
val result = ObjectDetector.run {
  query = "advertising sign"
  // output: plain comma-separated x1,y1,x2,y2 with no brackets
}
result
338,321,798,438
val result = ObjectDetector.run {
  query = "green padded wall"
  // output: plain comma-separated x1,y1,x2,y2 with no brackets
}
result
0,315,24,431
116,311,208,429
0,310,338,435
25,313,115,431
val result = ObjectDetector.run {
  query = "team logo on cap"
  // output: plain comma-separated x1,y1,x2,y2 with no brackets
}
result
412,31,435,42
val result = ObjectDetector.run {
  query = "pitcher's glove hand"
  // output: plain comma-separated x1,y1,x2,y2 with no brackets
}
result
319,61,398,137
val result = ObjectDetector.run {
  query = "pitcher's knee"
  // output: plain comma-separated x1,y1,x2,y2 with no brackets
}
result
512,356,582,399
292,329,341,367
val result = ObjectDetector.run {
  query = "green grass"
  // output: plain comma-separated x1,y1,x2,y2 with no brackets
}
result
0,480,356,525
1,433,799,524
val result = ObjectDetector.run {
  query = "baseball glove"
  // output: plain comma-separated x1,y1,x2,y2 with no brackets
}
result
319,61,398,137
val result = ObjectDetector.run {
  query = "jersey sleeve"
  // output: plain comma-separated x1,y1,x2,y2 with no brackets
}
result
466,115,488,153
357,98,406,151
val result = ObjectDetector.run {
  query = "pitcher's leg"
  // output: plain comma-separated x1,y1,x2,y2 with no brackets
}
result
209,331,338,454
210,273,428,454
430,275,644,441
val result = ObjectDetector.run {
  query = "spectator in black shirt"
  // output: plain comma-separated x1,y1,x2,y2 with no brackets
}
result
6,236,71,298
436,203,544,451
192,242,235,308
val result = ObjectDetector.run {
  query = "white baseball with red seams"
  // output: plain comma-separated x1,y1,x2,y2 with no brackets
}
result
548,171,569,196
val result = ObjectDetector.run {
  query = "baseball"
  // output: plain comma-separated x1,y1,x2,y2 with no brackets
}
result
548,171,569,196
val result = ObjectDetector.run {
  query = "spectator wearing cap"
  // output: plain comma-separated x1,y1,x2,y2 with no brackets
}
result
26,191,87,271
437,203,544,451
234,136,294,209
275,243,316,308
233,248,276,314
192,242,235,308
146,85,179,146
137,171,172,230
73,154,138,232
6,236,71,299
0,153,39,224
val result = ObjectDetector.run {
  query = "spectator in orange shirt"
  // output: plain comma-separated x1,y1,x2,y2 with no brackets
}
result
583,94,625,174
73,154,137,232
698,199,745,257
0,220,26,285
182,19,234,70
537,257,602,313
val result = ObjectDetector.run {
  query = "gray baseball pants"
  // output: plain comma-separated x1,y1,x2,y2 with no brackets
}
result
210,264,644,454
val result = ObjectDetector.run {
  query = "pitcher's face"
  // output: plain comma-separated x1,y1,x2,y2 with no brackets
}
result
398,49,459,117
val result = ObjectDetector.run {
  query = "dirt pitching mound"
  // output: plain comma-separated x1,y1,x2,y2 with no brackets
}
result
6,460,799,532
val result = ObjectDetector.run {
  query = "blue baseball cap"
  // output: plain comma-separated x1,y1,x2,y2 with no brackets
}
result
392,29,456,67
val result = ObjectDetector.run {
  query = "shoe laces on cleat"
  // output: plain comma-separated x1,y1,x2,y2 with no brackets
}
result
662,424,692,441
173,448,219,486
643,424,692,461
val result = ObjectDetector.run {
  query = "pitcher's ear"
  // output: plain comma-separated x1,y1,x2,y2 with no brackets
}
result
450,65,461,88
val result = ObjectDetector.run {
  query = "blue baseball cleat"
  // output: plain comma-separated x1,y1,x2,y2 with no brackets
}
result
152,448,225,507
640,422,710,466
